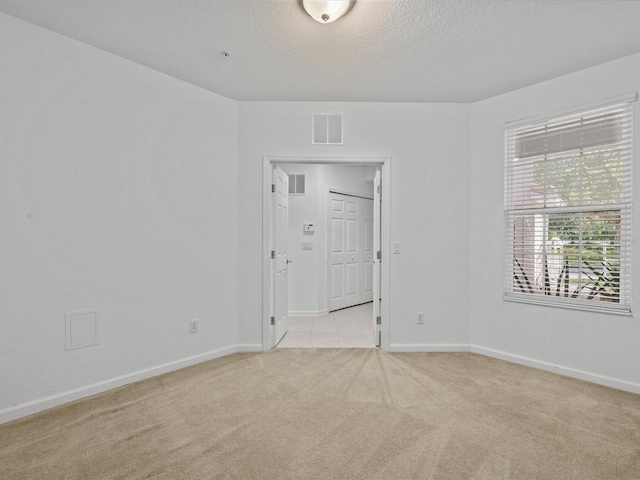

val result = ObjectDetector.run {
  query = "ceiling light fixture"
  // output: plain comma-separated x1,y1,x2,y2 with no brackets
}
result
302,0,353,24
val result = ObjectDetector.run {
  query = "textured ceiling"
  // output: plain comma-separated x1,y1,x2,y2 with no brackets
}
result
1,0,640,103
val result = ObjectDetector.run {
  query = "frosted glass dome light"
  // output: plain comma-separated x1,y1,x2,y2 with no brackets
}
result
302,0,353,24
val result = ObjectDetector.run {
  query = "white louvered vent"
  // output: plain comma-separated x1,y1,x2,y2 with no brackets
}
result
313,113,343,145
288,174,306,195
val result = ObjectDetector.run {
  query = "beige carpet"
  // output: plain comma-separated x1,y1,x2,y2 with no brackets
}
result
1,349,640,479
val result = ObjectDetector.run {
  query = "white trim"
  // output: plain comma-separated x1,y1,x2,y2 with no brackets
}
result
503,293,633,316
288,310,329,317
470,345,640,395
262,158,272,351
387,344,640,394
0,346,237,425
388,344,470,353
4,343,640,424
266,156,389,165
236,344,264,352
262,155,392,352
504,92,638,129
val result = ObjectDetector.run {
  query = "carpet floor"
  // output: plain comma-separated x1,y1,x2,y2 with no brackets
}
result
1,349,640,479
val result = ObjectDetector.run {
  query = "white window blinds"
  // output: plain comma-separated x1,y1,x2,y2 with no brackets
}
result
504,97,635,314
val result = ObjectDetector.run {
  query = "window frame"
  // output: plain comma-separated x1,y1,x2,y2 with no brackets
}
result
503,95,636,315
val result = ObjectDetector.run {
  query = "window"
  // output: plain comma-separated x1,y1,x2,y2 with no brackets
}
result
504,96,635,314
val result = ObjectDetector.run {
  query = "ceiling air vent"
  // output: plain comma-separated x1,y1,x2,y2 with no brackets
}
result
313,113,343,145
288,174,306,195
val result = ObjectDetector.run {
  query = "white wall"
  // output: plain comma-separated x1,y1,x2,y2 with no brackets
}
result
8,6,639,424
0,14,239,419
238,102,471,350
470,52,640,391
281,163,377,315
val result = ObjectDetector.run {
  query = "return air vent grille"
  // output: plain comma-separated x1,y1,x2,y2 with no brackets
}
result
288,174,306,195
313,113,343,145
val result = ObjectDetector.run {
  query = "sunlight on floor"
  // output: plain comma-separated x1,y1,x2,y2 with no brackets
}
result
276,303,375,348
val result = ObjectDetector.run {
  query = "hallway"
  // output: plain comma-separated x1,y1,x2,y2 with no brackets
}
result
277,303,375,348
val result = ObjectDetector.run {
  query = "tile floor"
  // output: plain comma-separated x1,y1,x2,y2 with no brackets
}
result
276,302,375,348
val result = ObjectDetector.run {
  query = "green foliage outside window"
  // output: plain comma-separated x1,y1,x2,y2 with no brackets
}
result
517,148,623,301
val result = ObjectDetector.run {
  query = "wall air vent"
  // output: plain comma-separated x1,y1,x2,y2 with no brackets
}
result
288,174,306,195
313,113,343,145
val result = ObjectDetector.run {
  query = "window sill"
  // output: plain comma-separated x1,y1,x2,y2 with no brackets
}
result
503,293,632,316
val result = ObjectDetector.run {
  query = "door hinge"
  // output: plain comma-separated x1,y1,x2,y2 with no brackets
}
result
272,184,276,193
271,250,276,259
377,185,381,194
271,316,276,326
376,251,382,260
376,316,381,325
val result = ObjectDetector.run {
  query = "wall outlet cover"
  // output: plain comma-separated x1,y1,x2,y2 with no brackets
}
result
189,319,199,333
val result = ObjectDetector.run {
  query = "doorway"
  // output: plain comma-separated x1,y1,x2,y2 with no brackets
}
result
278,303,374,348
261,156,391,351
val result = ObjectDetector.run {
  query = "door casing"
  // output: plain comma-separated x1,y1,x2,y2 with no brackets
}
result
262,155,391,351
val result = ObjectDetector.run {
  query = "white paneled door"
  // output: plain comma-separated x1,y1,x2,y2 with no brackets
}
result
328,192,374,312
372,169,381,346
272,165,290,346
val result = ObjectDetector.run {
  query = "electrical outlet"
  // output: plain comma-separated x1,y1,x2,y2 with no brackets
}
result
190,319,199,333
417,312,424,324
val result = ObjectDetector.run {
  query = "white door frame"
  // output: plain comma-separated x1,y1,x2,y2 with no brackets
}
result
262,155,392,351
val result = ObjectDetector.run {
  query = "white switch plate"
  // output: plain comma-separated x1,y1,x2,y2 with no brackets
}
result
393,242,401,254
302,242,313,250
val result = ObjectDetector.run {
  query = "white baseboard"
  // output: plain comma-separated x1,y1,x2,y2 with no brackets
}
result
236,344,263,352
0,345,238,425
388,344,470,353
4,342,638,425
388,344,640,394
288,310,329,317
470,345,640,395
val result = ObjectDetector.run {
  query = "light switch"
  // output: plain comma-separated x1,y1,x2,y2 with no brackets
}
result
393,242,401,254
302,242,313,250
